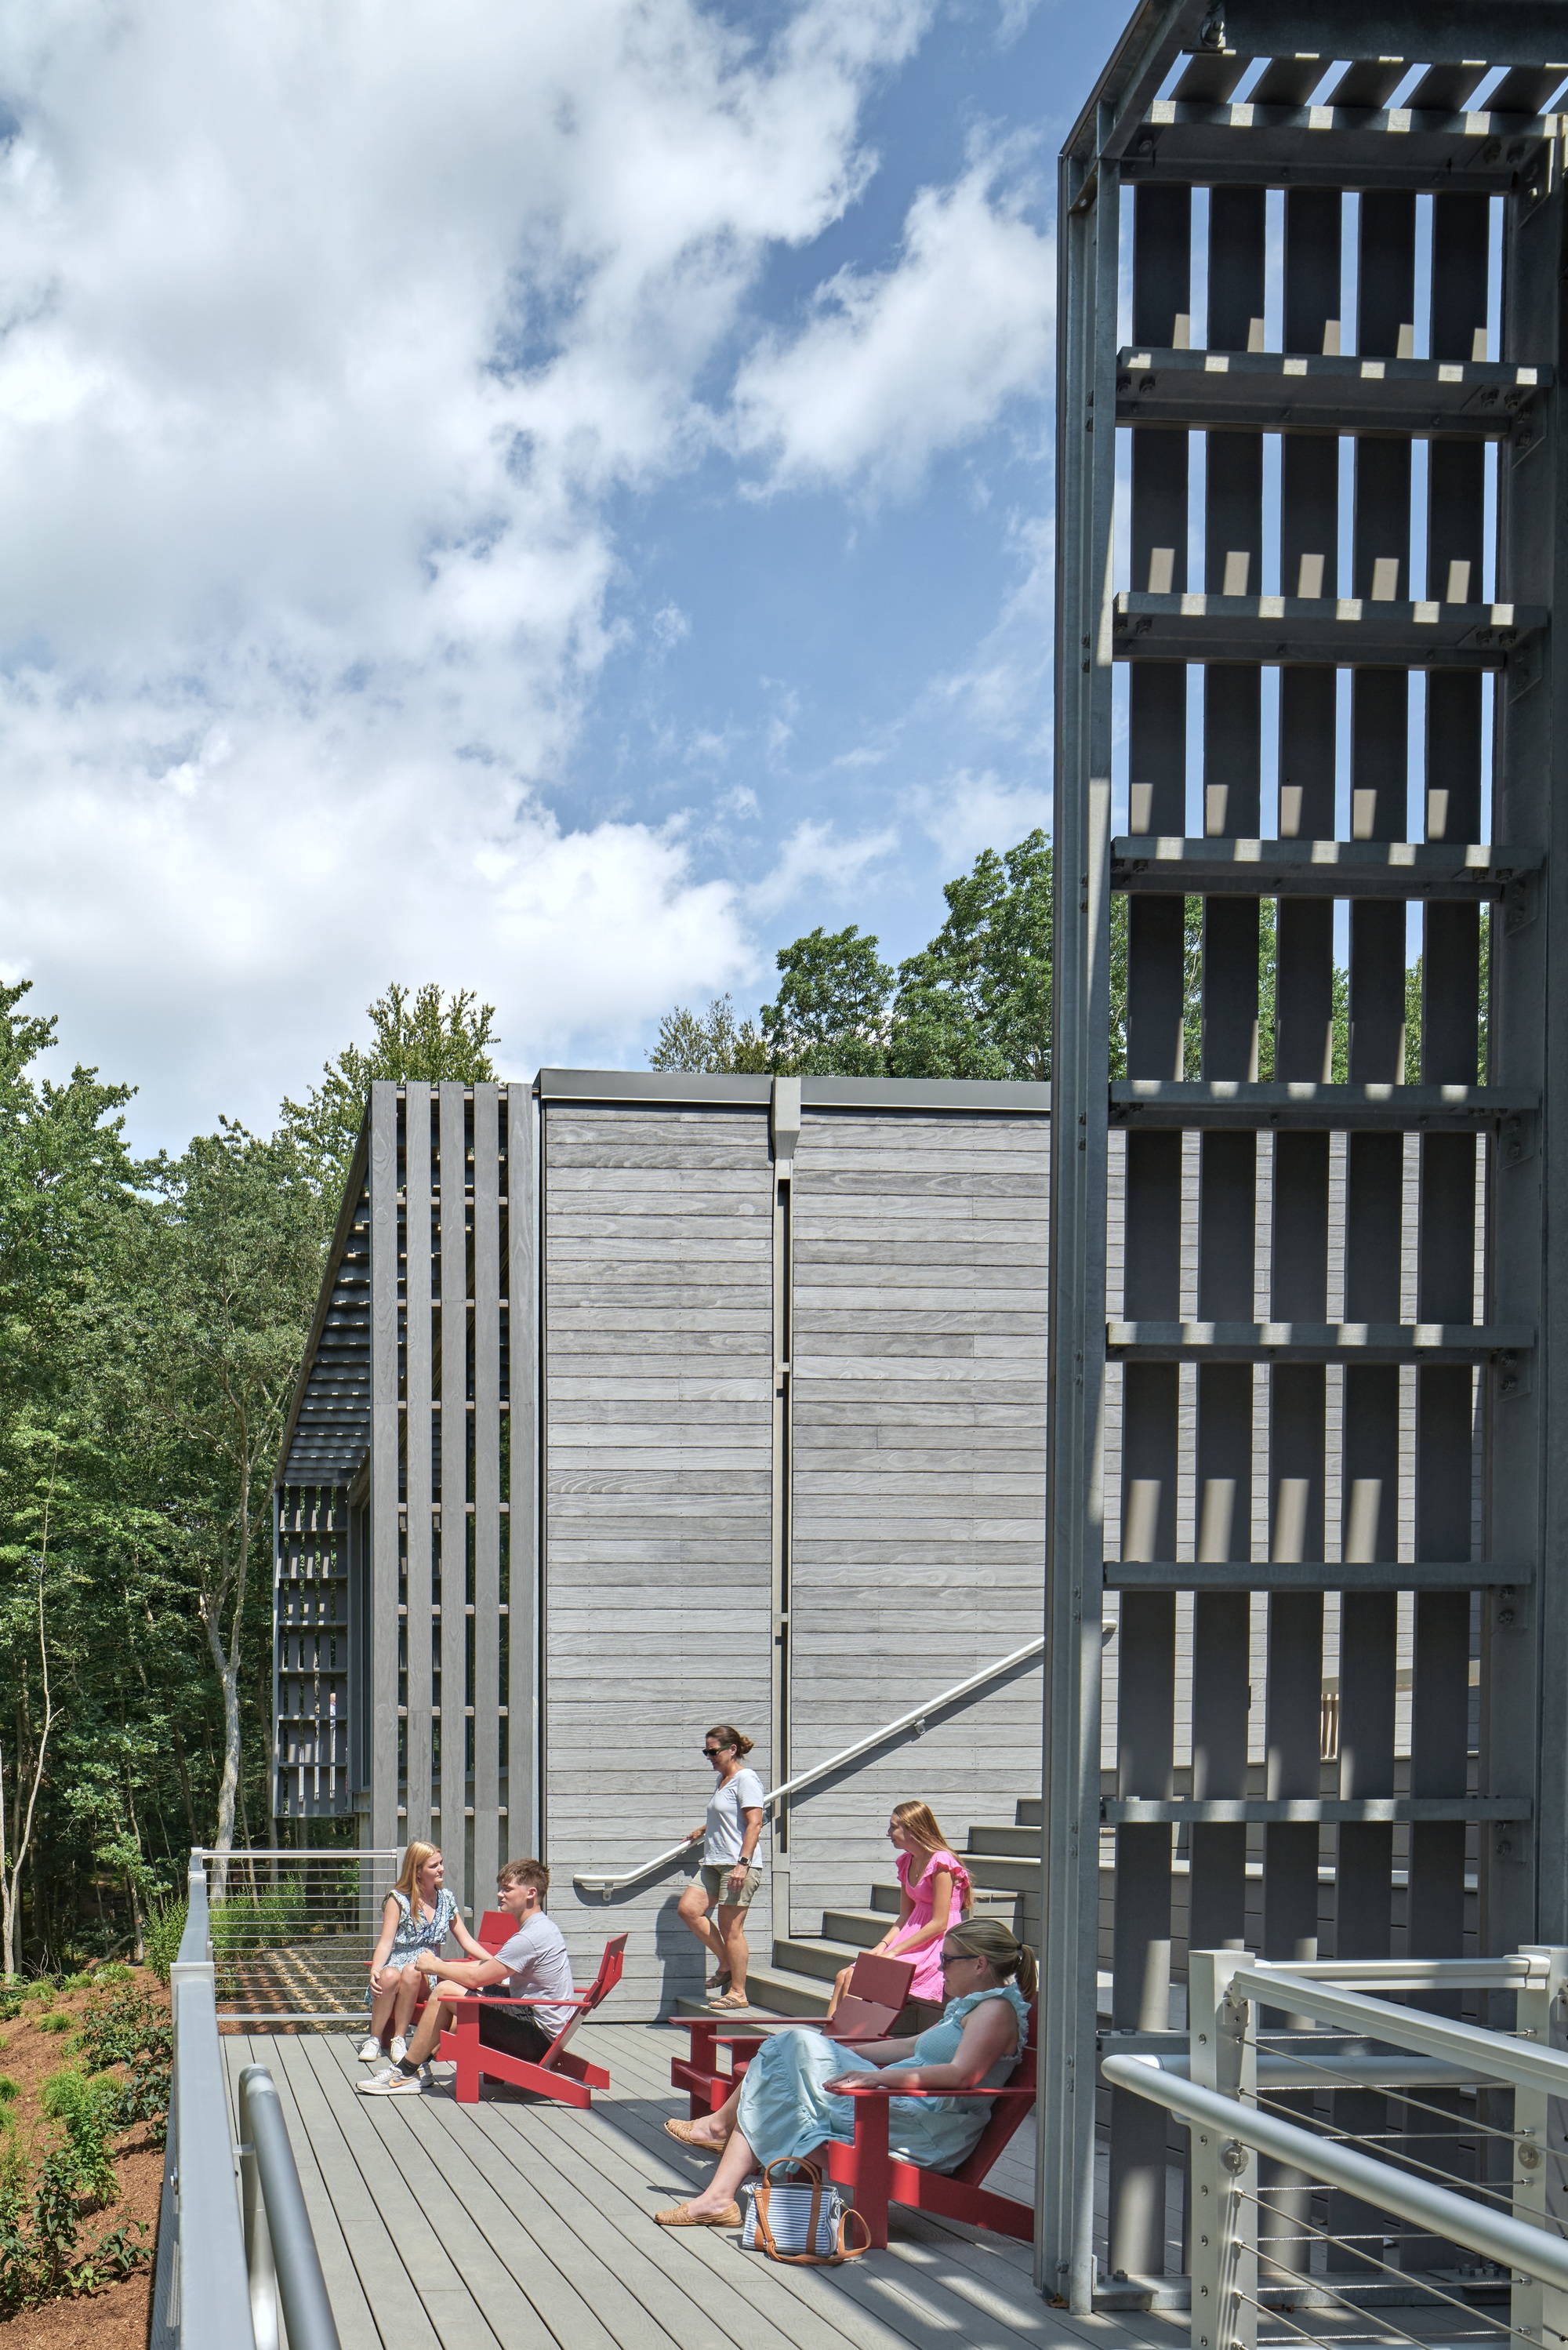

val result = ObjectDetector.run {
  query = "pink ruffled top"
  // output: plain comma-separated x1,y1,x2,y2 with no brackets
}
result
888,1847,971,2001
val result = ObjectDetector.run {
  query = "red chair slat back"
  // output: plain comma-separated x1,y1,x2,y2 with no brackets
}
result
583,1933,629,2010
952,1994,1039,2185
476,1910,513,1952
845,1952,916,2009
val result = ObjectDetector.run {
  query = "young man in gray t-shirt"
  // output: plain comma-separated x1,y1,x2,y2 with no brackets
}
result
359,1857,575,2094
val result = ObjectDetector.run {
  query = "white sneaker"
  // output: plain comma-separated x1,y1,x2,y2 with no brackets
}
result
356,2036,383,2063
390,2036,408,2065
358,2065,427,2096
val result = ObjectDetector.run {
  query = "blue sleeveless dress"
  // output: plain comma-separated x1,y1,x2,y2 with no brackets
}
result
733,1984,1029,2174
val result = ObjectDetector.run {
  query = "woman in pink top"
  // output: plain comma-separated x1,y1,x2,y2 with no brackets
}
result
825,1800,972,2033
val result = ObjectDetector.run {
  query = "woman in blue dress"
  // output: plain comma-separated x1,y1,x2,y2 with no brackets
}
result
655,1919,1036,2228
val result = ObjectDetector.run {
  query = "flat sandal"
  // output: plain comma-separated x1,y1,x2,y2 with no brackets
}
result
655,2201,742,2228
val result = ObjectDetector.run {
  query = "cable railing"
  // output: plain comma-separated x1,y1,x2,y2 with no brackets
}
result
193,1845,405,2024
1103,1944,1568,2350
150,1853,343,2350
571,1635,1045,1898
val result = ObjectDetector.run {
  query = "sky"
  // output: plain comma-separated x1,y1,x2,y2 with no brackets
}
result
0,0,1128,1152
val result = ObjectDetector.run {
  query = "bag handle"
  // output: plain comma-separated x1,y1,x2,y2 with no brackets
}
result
750,2161,869,2267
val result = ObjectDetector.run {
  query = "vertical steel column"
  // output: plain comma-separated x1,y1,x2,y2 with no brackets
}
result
506,1085,541,1858
403,1088,433,1851
1040,118,1117,2311
472,1083,502,1899
439,1086,469,1912
368,1082,401,1854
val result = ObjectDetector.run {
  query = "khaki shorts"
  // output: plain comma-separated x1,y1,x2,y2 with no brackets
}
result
701,1862,762,1912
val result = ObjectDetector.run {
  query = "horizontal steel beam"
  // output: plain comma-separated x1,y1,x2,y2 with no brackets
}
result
1213,4,1568,67
1123,103,1558,191
1110,1082,1532,1131
1108,1319,1531,1361
1118,349,1544,436
1112,838,1541,901
1104,1796,1529,1824
1113,590,1542,667
1105,1558,1533,1590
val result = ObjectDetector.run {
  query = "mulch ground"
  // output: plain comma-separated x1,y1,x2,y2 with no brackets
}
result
0,1971,166,2350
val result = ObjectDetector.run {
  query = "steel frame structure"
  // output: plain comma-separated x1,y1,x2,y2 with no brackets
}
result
1044,2,1568,2311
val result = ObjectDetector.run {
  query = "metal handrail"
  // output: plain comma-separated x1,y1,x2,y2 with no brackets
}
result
572,1634,1045,1897
1102,2054,1568,2296
151,1854,342,2349
1115,1945,1568,2350
238,2067,342,2350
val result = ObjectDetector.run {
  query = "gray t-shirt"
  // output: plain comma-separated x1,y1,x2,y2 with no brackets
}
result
705,1767,767,1868
488,1912,576,2040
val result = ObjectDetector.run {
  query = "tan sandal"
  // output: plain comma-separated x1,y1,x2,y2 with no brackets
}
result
706,1990,750,2011
664,2117,721,2148
655,2201,742,2228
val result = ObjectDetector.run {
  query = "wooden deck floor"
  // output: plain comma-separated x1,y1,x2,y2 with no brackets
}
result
219,2025,1502,2350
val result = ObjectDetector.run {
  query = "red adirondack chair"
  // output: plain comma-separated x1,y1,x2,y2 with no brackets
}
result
670,1951,916,2119
816,1997,1039,2247
437,1932,628,2107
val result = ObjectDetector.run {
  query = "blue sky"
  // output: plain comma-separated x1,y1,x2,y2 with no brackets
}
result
0,0,1129,1149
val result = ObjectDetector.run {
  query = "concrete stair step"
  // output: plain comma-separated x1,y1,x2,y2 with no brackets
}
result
822,1908,888,1950
772,1934,862,1985
1014,1798,1043,1828
967,1823,1038,1857
670,1961,833,2020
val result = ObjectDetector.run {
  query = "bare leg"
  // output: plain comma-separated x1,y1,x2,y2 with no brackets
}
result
718,1905,750,2002
825,1963,854,2021
367,1974,402,2043
391,1967,423,2039
677,1884,728,1973
684,2125,760,2217
684,2076,744,2147
402,1992,458,2069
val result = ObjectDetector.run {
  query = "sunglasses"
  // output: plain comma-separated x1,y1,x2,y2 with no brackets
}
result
702,1746,730,1758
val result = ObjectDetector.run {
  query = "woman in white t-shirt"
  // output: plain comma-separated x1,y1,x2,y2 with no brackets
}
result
677,1723,766,2012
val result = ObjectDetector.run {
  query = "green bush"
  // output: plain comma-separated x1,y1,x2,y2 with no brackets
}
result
36,2013,72,2036
0,2079,16,2105
76,1981,172,2146
38,2073,118,2208
0,2108,147,2315
208,1881,308,1961
142,1899,187,1987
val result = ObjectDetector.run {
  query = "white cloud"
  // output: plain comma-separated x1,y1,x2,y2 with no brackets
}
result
746,816,899,919
0,0,935,1145
914,768,1051,867
730,156,1053,496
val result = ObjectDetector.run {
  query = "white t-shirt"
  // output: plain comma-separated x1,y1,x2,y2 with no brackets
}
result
488,1912,576,2040
705,1767,767,1869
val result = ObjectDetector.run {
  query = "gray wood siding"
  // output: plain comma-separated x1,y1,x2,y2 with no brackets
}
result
543,1106,775,2011
786,1110,1049,1938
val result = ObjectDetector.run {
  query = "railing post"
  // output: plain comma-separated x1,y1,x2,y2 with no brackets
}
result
1512,1948,1568,2347
1189,1951,1256,2350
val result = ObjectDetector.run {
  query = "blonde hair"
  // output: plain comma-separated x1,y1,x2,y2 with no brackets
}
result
891,1801,972,1916
393,1841,441,1921
942,1917,1038,2003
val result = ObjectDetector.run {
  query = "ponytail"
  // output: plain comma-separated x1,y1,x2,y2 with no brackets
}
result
941,1917,1038,2002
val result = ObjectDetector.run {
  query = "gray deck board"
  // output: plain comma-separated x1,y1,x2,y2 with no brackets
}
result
220,2018,1482,2350
223,2020,1192,2350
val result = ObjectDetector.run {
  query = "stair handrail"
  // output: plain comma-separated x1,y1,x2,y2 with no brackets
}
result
572,1635,1044,1898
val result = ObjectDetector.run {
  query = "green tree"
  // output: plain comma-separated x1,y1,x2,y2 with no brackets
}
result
129,1126,321,1867
760,927,892,1075
280,982,500,1208
648,996,768,1074
890,831,1052,1080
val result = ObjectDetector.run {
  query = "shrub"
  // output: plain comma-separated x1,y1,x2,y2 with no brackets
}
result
36,2013,72,2036
142,1899,187,1987
0,2080,16,2107
38,2073,118,2208
76,1981,172,2146
0,2085,148,2315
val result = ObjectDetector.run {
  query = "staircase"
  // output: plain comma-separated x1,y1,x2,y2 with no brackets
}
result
679,1800,1043,2018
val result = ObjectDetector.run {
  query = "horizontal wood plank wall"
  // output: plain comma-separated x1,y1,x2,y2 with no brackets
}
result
543,1103,775,2011
788,1109,1049,1943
